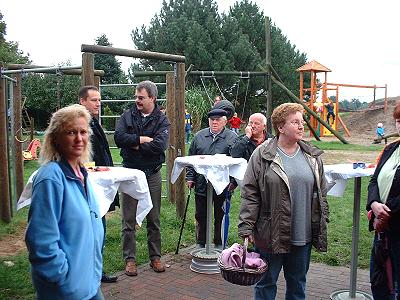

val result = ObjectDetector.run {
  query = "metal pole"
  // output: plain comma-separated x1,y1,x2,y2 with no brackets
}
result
206,182,213,255
349,177,361,298
81,44,185,63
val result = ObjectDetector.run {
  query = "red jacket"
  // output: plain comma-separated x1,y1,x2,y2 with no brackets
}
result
229,116,243,129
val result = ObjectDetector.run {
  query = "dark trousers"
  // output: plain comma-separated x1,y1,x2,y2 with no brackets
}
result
327,112,335,124
255,243,312,300
370,234,400,299
121,170,162,261
195,193,225,246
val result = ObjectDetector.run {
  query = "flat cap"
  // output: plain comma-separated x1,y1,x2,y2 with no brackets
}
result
207,108,227,119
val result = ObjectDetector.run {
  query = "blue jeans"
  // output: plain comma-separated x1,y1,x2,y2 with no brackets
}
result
370,233,400,299
90,288,105,300
185,130,191,143
255,243,312,300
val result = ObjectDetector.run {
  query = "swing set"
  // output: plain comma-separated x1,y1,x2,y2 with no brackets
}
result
194,70,267,119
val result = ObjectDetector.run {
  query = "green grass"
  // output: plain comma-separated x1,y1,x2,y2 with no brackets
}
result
0,147,377,299
310,140,384,152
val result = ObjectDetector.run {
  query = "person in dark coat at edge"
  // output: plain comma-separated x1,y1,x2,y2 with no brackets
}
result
114,80,170,276
366,101,400,299
230,112,273,161
79,85,118,283
186,108,237,249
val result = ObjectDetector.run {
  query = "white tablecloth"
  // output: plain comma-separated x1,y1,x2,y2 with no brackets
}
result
17,167,153,226
324,164,375,197
170,154,247,195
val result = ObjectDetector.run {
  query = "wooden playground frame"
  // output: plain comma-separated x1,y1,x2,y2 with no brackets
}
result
297,60,387,138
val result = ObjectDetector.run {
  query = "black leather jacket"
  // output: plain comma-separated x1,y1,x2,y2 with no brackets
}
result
114,105,170,172
367,141,400,235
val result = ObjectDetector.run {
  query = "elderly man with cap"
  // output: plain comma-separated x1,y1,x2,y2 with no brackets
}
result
186,108,237,248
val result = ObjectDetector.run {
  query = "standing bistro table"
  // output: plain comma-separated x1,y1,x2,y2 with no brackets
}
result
171,154,247,274
17,167,153,227
325,164,375,300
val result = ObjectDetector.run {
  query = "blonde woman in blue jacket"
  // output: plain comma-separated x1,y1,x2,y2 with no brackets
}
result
25,104,104,300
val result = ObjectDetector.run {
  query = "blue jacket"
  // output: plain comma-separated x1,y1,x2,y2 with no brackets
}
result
25,160,103,300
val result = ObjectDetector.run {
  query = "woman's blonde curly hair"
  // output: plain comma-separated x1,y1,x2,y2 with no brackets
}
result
39,104,92,165
271,103,304,136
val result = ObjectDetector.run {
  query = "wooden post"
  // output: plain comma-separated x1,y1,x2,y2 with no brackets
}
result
94,76,101,89
166,73,176,204
13,74,24,199
373,85,376,108
384,84,388,114
30,117,34,142
81,53,95,86
175,63,186,218
0,79,11,222
265,17,273,134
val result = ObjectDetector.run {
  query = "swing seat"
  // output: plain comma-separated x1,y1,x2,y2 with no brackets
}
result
23,138,41,161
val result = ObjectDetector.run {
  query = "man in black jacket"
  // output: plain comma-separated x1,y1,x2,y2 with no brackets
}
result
79,85,118,283
114,80,170,276
230,113,272,161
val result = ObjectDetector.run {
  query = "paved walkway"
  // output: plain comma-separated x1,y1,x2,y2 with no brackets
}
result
101,246,371,300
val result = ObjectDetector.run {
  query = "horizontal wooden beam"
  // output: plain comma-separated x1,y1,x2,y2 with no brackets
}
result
81,44,185,63
5,64,104,76
327,82,386,89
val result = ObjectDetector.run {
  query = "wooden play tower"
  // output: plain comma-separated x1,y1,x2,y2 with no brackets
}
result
297,60,339,137
297,60,388,138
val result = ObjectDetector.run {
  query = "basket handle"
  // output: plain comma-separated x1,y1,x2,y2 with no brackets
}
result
241,237,248,270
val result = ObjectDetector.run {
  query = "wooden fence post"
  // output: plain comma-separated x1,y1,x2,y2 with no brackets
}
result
81,53,95,86
166,73,176,203
13,74,24,199
174,63,186,218
0,79,11,222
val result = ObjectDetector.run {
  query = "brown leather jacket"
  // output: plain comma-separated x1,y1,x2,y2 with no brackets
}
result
238,138,329,253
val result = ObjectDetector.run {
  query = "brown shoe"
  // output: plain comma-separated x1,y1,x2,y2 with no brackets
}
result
150,258,165,272
125,261,137,276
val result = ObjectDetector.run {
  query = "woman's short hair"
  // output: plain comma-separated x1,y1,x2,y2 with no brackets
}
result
271,103,304,136
393,102,400,119
40,104,92,165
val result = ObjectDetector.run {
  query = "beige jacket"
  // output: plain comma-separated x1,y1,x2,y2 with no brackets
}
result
238,137,329,253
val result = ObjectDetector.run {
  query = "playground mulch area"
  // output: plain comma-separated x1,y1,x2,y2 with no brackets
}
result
101,245,371,300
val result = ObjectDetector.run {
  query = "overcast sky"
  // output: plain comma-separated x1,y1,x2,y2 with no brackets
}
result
2,0,398,102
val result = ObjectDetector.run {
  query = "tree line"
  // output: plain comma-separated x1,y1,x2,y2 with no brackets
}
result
1,0,309,130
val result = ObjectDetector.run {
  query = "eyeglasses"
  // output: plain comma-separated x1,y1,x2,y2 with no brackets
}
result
134,95,148,101
289,120,306,127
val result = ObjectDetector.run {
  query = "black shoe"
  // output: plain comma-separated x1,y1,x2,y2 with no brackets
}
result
101,272,117,283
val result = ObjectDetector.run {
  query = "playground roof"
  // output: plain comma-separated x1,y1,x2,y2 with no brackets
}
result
296,60,332,72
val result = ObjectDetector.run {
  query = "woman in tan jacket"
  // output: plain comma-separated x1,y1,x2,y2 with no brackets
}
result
238,103,329,300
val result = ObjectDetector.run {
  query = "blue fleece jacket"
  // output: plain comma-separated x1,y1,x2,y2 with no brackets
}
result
25,160,104,300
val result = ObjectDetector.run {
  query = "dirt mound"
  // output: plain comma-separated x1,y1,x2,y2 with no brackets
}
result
340,96,400,138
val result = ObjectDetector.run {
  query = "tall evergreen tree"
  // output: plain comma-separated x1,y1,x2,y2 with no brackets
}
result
131,0,309,113
94,34,125,84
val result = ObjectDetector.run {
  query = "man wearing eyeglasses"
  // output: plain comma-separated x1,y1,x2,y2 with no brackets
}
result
114,80,170,276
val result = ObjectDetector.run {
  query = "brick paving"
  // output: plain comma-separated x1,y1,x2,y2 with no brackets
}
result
101,246,371,300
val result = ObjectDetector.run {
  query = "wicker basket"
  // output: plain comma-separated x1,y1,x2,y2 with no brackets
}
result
218,238,268,286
